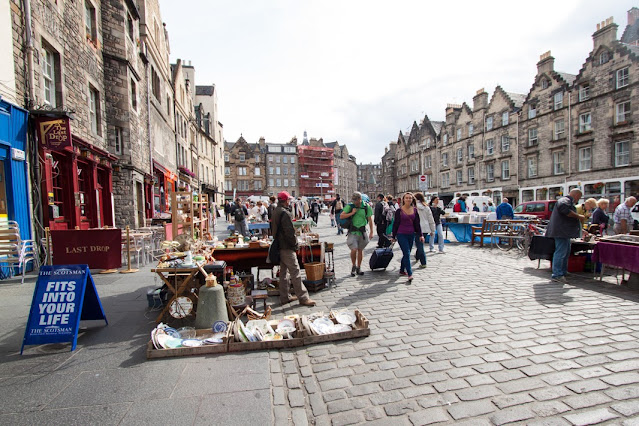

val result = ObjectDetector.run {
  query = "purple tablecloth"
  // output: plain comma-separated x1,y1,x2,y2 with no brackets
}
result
592,242,639,274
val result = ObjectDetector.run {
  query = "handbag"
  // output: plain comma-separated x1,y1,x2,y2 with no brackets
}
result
266,212,284,264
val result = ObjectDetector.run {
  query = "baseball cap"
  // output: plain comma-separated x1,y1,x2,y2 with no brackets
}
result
277,191,291,201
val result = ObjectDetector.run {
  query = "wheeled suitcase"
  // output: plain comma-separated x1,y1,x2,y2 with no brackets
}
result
369,245,394,271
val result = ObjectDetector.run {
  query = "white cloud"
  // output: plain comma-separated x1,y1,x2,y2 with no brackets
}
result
160,0,636,162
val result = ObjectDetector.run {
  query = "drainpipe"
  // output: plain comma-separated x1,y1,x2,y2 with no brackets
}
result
146,62,153,193
567,91,572,183
22,0,36,106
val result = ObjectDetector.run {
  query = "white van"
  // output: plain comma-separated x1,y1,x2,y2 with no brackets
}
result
445,196,494,214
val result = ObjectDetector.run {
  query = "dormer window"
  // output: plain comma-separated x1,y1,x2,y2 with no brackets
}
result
599,51,610,65
541,79,549,89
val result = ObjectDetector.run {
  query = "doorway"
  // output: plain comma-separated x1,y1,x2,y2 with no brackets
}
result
136,181,144,227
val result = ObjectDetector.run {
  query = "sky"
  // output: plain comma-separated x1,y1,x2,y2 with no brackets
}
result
159,0,636,163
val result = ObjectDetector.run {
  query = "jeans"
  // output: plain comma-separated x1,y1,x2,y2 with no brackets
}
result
429,223,445,252
397,233,415,276
552,237,571,278
235,220,249,237
336,210,344,234
415,233,427,266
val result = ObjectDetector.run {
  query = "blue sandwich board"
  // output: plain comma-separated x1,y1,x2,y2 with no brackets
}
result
21,265,108,354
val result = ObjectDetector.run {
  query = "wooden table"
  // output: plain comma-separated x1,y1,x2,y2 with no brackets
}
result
152,267,201,322
213,243,323,273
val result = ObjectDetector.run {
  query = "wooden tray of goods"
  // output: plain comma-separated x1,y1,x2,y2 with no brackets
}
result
300,309,370,345
227,317,304,352
146,325,230,359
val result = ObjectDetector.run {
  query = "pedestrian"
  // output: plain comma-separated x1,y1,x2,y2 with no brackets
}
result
481,202,488,212
267,196,277,220
496,198,514,220
487,201,496,212
384,194,397,236
576,198,597,220
310,199,320,224
374,193,390,248
332,194,344,235
472,202,480,212
546,189,586,283
340,191,373,276
413,192,435,268
224,201,231,222
591,198,610,235
391,192,424,284
231,197,249,237
613,196,637,234
428,196,446,253
271,191,317,307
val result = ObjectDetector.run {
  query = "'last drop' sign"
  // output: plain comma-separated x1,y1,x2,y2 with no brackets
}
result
21,265,108,353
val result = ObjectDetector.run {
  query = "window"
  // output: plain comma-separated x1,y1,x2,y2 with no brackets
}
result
290,166,295,175
456,170,463,185
275,167,281,175
276,179,281,187
486,163,494,182
616,67,629,89
130,79,137,111
269,178,274,187
502,112,509,126
283,156,288,164
501,135,510,152
579,113,592,133
579,84,590,101
441,153,448,167
599,51,610,65
468,167,475,184
528,128,538,146
616,101,631,124
486,138,494,155
426,137,432,148
283,166,288,175
541,79,549,89
554,119,565,140
239,153,246,162
166,95,171,117
237,180,249,191
554,92,563,110
553,151,565,175
578,147,592,171
468,124,473,137
224,181,232,191
290,157,295,164
527,157,537,178
424,155,431,169
224,167,230,176
89,86,100,135
85,1,97,42
237,167,247,176
255,154,260,162
254,180,262,191
443,134,448,145
42,47,58,107
456,128,462,141
501,160,510,180
486,116,493,131
457,148,463,164
127,13,134,40
528,105,536,119
224,153,229,162
151,67,161,101
441,172,450,188
468,144,474,159
276,156,281,163
615,141,630,167
114,127,122,154
254,167,261,176
290,179,295,187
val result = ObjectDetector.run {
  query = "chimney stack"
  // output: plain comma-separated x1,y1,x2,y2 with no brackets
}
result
536,51,554,75
593,17,618,51
473,88,488,112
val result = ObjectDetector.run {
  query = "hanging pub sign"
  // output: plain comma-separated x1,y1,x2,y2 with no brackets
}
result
21,265,108,353
51,229,122,270
36,116,72,151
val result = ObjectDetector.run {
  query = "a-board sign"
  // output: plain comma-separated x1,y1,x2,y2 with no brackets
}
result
21,265,108,354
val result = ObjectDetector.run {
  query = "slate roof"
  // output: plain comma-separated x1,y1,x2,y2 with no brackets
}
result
556,72,577,86
506,92,526,108
196,86,214,96
324,141,338,148
622,42,639,57
431,121,444,136
225,141,235,150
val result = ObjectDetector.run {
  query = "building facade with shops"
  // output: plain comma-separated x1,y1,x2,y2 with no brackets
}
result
224,136,266,200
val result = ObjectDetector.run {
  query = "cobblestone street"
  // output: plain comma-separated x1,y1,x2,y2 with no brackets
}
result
270,216,639,425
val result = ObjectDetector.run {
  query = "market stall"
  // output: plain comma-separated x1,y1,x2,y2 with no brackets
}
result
592,236,639,288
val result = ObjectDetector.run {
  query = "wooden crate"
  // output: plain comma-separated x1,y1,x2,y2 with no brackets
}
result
146,327,229,359
228,318,304,352
301,309,370,345
304,278,326,293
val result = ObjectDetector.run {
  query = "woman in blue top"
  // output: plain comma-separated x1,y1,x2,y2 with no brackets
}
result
391,192,423,283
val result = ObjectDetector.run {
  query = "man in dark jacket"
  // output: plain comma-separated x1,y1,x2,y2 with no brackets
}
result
546,189,585,282
271,191,316,306
374,193,390,248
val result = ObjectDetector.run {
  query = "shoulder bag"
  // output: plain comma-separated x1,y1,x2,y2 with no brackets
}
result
266,212,284,264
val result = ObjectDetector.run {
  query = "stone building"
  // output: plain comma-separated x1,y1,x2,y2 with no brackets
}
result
380,142,397,197
327,141,357,201
357,163,382,197
171,59,197,192
298,136,334,200
194,84,224,204
102,0,151,228
12,0,118,230
224,136,266,200
419,116,443,198
265,138,298,198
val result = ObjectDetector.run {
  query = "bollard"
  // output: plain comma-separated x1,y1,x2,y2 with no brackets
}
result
120,225,139,273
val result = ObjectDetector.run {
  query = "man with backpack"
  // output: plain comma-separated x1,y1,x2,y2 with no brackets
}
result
374,193,390,248
310,199,321,224
332,195,345,235
340,192,374,276
231,197,249,237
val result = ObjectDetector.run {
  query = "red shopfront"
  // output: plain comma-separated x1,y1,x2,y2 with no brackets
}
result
39,133,116,231
151,160,177,217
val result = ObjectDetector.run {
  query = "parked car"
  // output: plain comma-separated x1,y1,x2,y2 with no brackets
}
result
513,200,557,220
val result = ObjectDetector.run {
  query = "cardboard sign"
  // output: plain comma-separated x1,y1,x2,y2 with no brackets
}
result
51,229,122,269
36,116,72,151
21,265,108,353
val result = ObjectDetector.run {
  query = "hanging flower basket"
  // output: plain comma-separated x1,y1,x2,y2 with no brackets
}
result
593,182,604,191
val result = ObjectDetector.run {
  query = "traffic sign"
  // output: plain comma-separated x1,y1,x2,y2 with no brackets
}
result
419,175,427,182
